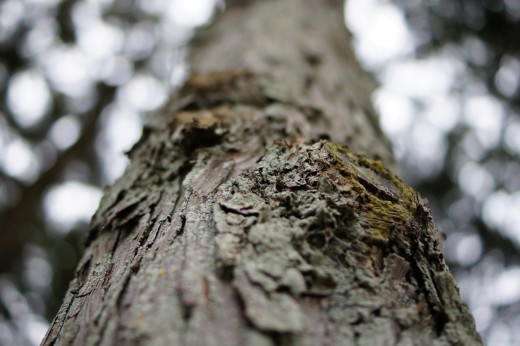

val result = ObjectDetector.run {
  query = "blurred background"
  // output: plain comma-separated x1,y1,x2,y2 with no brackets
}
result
0,0,518,344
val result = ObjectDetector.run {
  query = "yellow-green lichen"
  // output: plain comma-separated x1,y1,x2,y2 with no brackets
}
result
325,143,420,247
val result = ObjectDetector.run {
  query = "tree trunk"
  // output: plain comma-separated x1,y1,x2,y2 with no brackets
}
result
42,1,481,345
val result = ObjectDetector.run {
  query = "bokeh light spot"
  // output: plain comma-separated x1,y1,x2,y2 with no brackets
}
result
96,104,142,182
483,190,520,245
495,55,520,97
7,70,51,128
119,74,166,112
2,138,40,183
464,95,505,150
41,46,91,97
381,58,455,97
167,0,218,27
504,120,520,155
458,162,495,200
491,267,520,306
43,181,102,234
49,115,81,150
346,0,413,67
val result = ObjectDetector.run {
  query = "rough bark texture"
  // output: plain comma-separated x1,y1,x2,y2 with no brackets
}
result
42,1,481,345
189,0,394,168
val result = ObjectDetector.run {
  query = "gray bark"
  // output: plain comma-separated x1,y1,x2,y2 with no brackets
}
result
42,1,481,345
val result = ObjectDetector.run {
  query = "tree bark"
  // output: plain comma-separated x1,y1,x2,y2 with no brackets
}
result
42,1,481,345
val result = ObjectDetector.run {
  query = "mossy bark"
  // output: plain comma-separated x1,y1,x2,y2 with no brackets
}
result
42,1,481,345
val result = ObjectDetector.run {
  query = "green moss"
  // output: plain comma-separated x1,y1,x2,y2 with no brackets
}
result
325,142,419,246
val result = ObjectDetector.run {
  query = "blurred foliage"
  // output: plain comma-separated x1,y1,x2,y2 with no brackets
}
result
0,0,519,344
392,0,520,341
395,0,520,280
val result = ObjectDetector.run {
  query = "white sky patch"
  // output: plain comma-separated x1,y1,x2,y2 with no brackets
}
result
345,0,413,68
495,55,520,98
423,96,460,132
448,198,474,228
7,70,51,128
0,0,24,42
456,233,483,266
167,0,217,27
22,18,56,57
504,119,520,155
464,95,505,150
472,304,494,332
462,132,486,161
98,55,133,86
77,20,123,60
458,161,495,200
43,181,102,234
138,0,167,15
23,0,59,6
490,267,520,306
103,104,142,153
374,89,416,159
374,89,411,160
445,232,482,266
483,190,510,229
169,59,188,89
381,58,455,98
27,318,49,346
487,323,515,346
22,256,52,292
483,190,520,245
0,0,23,26
408,119,447,178
160,19,193,46
1,138,39,183
92,0,113,9
374,89,414,136
119,74,166,112
40,45,92,97
48,115,81,150
96,104,142,182
125,22,156,59
98,150,128,184
71,1,102,28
